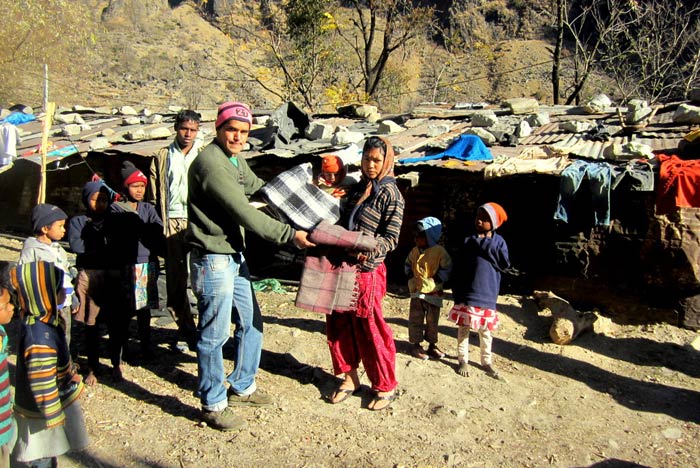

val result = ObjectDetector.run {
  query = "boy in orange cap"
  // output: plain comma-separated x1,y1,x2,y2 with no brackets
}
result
448,202,510,379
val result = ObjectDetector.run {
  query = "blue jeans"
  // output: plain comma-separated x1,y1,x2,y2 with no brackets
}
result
190,251,263,411
554,159,612,226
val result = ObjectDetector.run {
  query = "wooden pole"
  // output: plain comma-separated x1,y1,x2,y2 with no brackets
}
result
38,101,55,205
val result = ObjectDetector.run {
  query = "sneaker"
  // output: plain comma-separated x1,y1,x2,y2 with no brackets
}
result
228,389,273,407
201,408,247,431
412,344,429,360
427,345,445,359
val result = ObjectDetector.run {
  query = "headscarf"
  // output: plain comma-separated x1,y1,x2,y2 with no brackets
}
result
354,136,396,208
10,261,64,326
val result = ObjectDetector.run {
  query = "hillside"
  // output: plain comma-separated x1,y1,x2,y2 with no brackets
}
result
5,0,598,113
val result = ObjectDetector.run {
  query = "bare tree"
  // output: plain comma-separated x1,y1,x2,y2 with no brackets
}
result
335,0,435,100
551,0,700,105
603,0,700,103
222,0,340,111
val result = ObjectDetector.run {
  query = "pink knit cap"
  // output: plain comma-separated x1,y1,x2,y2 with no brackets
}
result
215,101,253,129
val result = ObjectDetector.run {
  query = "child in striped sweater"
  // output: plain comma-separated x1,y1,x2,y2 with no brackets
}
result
0,271,16,467
10,261,89,467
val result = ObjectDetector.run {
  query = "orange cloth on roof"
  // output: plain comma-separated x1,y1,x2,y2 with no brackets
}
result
656,154,700,215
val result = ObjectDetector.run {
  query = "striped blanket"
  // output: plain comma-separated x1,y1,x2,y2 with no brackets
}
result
295,220,377,314
260,163,341,230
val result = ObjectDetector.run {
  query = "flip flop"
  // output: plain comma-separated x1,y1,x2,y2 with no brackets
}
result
369,391,396,411
327,386,361,404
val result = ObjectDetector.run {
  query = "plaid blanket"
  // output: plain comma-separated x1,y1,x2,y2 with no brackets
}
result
295,220,377,314
260,163,341,230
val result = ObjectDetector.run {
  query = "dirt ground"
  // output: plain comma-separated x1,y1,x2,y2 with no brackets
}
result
0,234,699,468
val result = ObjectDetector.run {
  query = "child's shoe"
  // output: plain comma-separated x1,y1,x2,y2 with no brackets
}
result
427,344,445,359
411,344,429,360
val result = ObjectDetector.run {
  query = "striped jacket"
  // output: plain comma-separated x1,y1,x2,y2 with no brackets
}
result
345,180,404,272
15,320,83,428
0,327,13,445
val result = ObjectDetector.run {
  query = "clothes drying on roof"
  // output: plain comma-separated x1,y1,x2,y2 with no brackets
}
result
484,149,571,179
611,158,655,192
2,112,35,126
656,154,700,215
398,134,492,164
0,123,20,166
554,159,614,226
259,162,341,230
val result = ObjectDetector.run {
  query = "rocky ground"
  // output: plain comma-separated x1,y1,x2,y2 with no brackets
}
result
0,234,699,468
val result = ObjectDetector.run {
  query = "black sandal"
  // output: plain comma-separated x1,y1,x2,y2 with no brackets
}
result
369,391,396,411
326,386,361,404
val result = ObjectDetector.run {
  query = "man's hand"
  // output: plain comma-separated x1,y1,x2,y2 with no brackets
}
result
293,230,316,249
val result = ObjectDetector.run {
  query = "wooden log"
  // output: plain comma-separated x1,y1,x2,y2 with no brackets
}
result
533,290,597,345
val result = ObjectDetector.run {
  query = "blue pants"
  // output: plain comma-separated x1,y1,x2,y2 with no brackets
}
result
554,159,612,226
190,252,262,411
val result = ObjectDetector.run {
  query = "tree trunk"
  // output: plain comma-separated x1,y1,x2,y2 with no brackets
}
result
533,290,597,345
552,0,564,105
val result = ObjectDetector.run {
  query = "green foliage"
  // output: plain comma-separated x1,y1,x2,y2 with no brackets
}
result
285,0,332,44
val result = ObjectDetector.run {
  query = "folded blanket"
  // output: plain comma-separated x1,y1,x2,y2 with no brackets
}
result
295,220,377,314
260,163,340,230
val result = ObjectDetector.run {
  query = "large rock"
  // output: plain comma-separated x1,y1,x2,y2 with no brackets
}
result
526,112,550,127
331,128,364,145
119,106,138,116
305,121,333,140
673,104,700,124
626,99,653,124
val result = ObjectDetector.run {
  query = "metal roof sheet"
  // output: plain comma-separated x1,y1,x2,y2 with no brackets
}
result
3,101,694,173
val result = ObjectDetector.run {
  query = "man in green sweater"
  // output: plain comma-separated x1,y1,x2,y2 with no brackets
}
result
187,101,314,431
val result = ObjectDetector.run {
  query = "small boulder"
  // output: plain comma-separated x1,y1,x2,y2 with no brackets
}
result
471,111,499,128
119,106,138,116
463,127,497,146
504,97,539,115
378,120,404,134
583,93,612,114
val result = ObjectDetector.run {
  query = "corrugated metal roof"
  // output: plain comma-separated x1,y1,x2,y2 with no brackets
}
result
3,101,694,173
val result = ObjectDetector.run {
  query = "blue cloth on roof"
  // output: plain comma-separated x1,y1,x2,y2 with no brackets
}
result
399,134,492,164
2,112,36,125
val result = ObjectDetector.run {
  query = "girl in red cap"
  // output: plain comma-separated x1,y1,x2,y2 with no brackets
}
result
104,161,164,380
448,202,510,379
